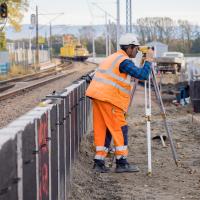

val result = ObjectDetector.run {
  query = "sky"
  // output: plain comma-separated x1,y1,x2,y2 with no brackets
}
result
22,0,200,26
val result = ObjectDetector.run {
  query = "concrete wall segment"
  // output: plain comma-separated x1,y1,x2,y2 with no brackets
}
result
0,75,91,200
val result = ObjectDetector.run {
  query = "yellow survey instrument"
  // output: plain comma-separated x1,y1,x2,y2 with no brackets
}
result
138,46,154,54
139,46,155,65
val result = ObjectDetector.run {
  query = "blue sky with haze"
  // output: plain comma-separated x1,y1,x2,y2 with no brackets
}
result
23,0,200,25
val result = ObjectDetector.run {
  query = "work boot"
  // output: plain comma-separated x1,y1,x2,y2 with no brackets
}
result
115,158,140,173
93,159,110,173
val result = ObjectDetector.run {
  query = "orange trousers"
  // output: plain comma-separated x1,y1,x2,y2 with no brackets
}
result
92,99,128,160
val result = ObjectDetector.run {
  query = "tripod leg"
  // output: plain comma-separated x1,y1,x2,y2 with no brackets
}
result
151,67,179,166
151,71,167,148
126,79,139,114
160,135,166,147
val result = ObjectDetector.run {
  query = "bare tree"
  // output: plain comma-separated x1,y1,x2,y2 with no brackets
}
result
79,26,94,42
108,22,124,51
79,26,95,52
136,17,175,44
178,20,194,53
155,17,175,43
135,18,148,44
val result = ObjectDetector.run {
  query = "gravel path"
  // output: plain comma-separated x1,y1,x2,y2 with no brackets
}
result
69,86,200,200
0,62,97,128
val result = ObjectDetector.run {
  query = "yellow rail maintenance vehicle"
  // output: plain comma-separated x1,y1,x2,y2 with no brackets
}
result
60,34,90,62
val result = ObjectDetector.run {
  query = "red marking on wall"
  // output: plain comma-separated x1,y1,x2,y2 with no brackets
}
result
38,112,49,200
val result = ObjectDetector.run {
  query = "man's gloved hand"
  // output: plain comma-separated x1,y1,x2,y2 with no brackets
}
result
145,49,154,62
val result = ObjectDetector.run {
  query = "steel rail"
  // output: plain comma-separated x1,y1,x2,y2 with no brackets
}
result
0,66,75,102
0,61,97,101
0,61,72,85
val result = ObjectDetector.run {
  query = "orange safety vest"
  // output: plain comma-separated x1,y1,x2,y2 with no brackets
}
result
86,50,132,112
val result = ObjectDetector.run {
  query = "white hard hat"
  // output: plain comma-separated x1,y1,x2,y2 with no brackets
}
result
119,33,140,46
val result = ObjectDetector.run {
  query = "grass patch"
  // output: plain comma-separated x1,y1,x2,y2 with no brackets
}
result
0,74,7,81
8,65,32,78
0,64,34,81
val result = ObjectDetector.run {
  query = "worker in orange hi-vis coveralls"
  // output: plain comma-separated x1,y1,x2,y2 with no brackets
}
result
86,33,154,173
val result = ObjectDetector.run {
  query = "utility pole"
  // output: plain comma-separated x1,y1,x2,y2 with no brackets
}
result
130,0,132,33
92,3,116,57
108,20,112,55
116,0,120,50
126,0,132,33
36,5,39,71
29,27,32,51
38,12,64,62
49,22,52,61
105,12,108,57
92,30,96,61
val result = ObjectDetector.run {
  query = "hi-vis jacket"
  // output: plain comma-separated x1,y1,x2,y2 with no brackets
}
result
86,50,133,112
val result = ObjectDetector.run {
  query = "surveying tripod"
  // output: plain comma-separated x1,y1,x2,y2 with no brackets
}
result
127,63,179,176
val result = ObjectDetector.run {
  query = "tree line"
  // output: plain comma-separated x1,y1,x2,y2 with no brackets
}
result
80,17,200,56
5,17,200,57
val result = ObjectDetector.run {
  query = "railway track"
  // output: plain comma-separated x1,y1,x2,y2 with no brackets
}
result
0,61,75,101
0,61,98,128
0,61,71,87
0,61,98,102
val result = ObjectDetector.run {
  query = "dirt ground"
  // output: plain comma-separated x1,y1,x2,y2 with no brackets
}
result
69,85,200,200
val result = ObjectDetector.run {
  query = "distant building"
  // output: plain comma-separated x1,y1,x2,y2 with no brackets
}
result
146,41,168,57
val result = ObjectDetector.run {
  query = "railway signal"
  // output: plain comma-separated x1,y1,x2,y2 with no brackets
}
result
0,3,8,18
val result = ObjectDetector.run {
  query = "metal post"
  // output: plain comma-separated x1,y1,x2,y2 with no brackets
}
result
116,0,120,50
92,3,115,55
108,20,111,55
126,0,129,33
92,31,96,61
22,42,25,69
49,22,52,61
130,0,132,33
36,6,39,71
126,0,132,33
29,27,32,51
105,12,108,57
29,27,32,66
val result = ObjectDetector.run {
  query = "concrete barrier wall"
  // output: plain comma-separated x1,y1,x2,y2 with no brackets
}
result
0,75,92,200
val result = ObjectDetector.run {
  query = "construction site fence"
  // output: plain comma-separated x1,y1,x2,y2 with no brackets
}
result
0,73,93,200
9,49,50,66
0,50,50,75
